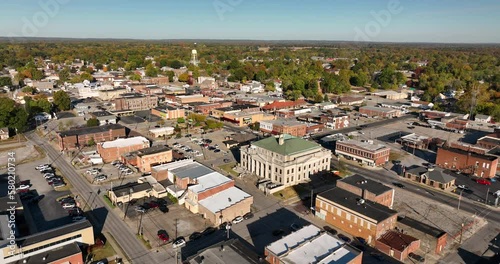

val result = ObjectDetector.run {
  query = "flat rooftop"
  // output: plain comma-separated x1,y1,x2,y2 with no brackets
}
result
215,104,258,112
100,136,149,149
11,242,82,264
189,172,232,194
198,187,251,214
125,145,171,157
339,174,393,196
261,119,304,127
336,140,389,152
90,111,113,117
58,124,124,137
318,188,397,222
400,133,430,143
440,146,498,161
17,220,92,247
397,216,447,238
360,106,397,113
152,160,214,180
186,239,262,264
111,182,151,197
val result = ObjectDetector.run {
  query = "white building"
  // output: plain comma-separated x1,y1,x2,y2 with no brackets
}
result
240,81,264,94
240,134,331,187
149,127,175,138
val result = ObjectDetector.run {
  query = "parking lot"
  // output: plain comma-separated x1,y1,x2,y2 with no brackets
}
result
6,159,74,233
78,161,141,187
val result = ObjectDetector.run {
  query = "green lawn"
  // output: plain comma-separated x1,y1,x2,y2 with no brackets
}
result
273,184,310,200
90,239,117,261
218,162,239,177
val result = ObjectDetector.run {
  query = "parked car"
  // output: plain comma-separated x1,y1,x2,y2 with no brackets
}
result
135,206,146,213
72,216,86,222
111,160,121,165
476,179,491,186
202,227,217,236
409,253,425,262
392,182,405,188
36,164,50,170
172,237,186,249
148,201,159,209
40,169,54,174
60,196,75,204
123,170,133,175
94,175,107,182
159,204,169,213
47,177,63,184
157,230,169,242
43,173,55,178
232,216,243,224
219,222,231,230
337,234,351,243
243,212,254,220
62,203,76,209
323,226,337,235
214,149,221,153
189,232,202,241
53,182,66,188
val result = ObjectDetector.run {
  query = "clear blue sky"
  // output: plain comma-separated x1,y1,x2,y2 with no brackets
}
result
1,0,499,43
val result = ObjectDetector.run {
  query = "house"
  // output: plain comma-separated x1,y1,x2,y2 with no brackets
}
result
265,225,363,264
107,181,152,205
335,140,391,167
89,111,117,126
337,174,394,208
259,119,307,137
56,124,126,151
96,136,150,163
375,230,420,261
435,146,498,178
316,187,398,245
240,81,264,93
403,166,456,190
0,127,9,140
475,114,492,123
150,105,185,120
122,145,173,173
397,216,448,255
359,106,403,118
241,134,331,187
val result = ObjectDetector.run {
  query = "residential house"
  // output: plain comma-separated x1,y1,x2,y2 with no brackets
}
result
403,166,456,190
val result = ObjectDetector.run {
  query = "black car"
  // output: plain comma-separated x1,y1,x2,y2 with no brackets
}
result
243,212,254,220
159,204,169,213
141,203,151,210
202,227,217,236
337,234,351,243
272,229,285,237
185,134,192,138
59,197,75,204
323,226,337,235
219,221,231,230
409,253,425,262
214,149,221,153
189,232,202,241
392,182,405,188
156,198,168,205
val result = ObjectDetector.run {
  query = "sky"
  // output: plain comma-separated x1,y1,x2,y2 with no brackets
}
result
0,0,499,43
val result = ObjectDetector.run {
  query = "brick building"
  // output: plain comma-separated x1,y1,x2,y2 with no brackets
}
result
319,114,350,130
259,119,307,137
211,104,260,119
397,216,448,255
193,101,232,115
435,146,498,178
375,230,420,261
223,111,275,127
57,124,126,151
265,225,362,264
476,131,500,150
404,166,456,190
96,136,150,163
112,93,158,111
261,99,307,112
175,94,210,104
359,106,403,118
335,140,391,167
316,188,398,245
122,145,173,173
337,174,394,208
150,105,185,120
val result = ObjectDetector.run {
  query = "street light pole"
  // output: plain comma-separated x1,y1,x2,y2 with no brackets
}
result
457,188,464,211
485,187,490,205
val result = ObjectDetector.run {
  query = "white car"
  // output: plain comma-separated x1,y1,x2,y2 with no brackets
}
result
120,167,130,172
62,203,76,209
232,216,243,224
123,171,133,175
44,173,56,178
94,175,107,182
172,238,186,249
16,184,30,190
36,164,50,170
195,152,203,157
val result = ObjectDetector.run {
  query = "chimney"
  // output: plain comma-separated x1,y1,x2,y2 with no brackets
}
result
278,134,285,145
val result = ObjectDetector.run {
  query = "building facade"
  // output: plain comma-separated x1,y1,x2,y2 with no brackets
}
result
359,106,402,118
319,114,350,130
375,230,420,261
259,120,307,137
337,174,394,208
150,105,185,120
335,140,391,167
240,134,331,187
122,145,173,173
113,93,158,111
57,124,126,151
316,188,398,245
96,136,150,163
403,166,456,190
435,146,498,178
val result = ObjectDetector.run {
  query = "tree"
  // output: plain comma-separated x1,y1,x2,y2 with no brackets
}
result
22,86,37,94
0,76,12,87
0,97,28,132
177,117,185,124
87,118,100,127
145,64,159,77
178,72,189,82
87,137,96,146
53,90,71,111
130,73,141,81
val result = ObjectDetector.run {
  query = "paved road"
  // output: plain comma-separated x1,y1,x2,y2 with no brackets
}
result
25,131,155,264
340,163,500,224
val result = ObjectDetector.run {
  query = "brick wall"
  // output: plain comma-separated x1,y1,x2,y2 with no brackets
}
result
58,127,126,150
52,252,84,264
197,181,234,201
97,143,147,163
336,182,394,208
436,147,498,178
135,150,173,172
199,196,253,224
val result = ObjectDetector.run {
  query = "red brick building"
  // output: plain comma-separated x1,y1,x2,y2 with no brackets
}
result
337,174,394,208
375,230,420,261
57,124,126,151
122,145,173,173
319,114,350,130
335,140,391,167
316,188,398,245
150,105,185,120
397,216,448,255
97,136,150,163
261,99,307,112
112,93,158,111
476,131,500,150
359,106,402,118
435,146,498,178
259,119,307,137
193,101,233,115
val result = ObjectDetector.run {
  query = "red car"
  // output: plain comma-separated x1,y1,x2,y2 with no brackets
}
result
157,230,169,242
476,179,491,186
148,201,159,209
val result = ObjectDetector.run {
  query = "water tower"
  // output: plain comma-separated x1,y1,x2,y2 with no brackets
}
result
190,49,198,66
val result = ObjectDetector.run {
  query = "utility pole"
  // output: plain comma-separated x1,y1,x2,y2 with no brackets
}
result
485,188,490,205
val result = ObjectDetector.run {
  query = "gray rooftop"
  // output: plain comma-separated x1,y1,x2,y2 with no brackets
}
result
16,220,92,247
339,174,393,196
58,124,125,137
112,182,151,197
11,242,82,264
318,188,397,222
186,239,262,264
360,106,397,113
171,163,214,179
405,166,456,183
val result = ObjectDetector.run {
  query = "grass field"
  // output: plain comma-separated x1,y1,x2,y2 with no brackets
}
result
218,162,239,177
